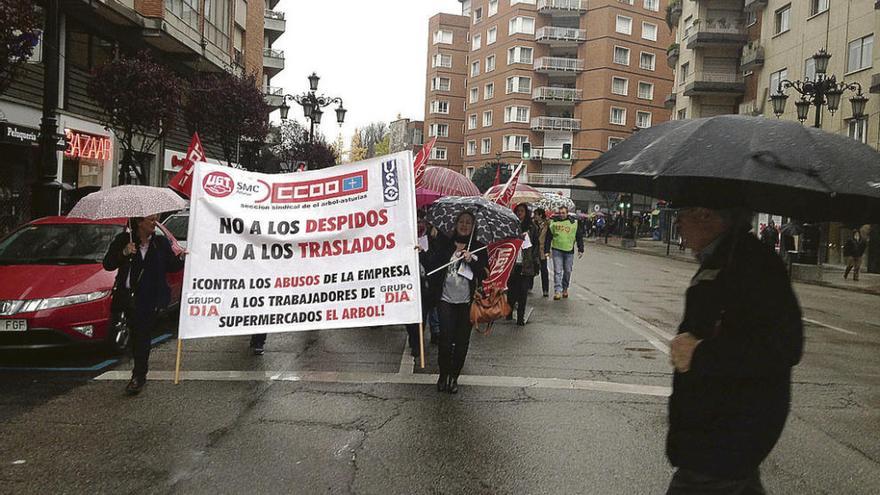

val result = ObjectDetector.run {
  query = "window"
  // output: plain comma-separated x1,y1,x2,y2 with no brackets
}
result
483,110,493,127
485,82,495,99
467,140,477,156
613,46,630,65
769,68,788,96
677,108,687,120
471,60,480,77
847,35,873,73
506,76,532,94
636,111,652,128
610,107,626,126
489,0,498,16
486,54,496,72
429,123,449,137
481,138,492,155
469,86,479,103
468,114,478,130
431,77,451,91
511,0,536,5
509,16,536,35
616,15,633,35
474,6,483,23
431,147,447,160
810,0,829,16
503,135,527,152
430,100,449,114
608,137,624,149
432,53,452,68
619,0,633,5
611,77,629,96
508,46,534,65
640,52,656,71
848,118,868,144
488,26,497,44
679,62,690,85
433,30,453,44
746,10,757,27
775,5,790,35
644,0,659,12
504,106,530,123
642,22,658,42
473,33,482,50
638,82,654,100
804,57,816,81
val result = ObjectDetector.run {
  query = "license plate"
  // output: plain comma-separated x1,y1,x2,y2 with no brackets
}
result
0,319,27,332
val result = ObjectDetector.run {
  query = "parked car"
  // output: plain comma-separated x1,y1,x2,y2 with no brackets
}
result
162,211,189,250
0,216,184,353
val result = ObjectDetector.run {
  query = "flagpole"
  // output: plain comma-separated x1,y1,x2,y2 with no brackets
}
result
174,338,183,384
492,161,524,203
425,244,489,276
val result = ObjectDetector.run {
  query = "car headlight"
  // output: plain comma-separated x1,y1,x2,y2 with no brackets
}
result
0,291,111,315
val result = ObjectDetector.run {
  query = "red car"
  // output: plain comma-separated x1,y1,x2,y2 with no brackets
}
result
0,216,184,352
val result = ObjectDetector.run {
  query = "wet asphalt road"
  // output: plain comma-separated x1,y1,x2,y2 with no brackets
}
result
0,242,878,494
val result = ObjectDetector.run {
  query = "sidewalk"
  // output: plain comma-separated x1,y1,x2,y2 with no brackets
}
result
588,236,880,296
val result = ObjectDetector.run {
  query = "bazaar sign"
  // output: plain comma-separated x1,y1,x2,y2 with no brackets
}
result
64,129,112,161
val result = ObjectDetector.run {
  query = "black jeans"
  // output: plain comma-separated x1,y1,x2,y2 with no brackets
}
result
129,308,158,380
437,301,472,378
666,468,765,495
539,258,549,294
506,266,529,323
250,333,267,347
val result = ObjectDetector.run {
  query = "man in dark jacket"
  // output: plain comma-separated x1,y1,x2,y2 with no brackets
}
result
843,230,867,281
667,207,803,494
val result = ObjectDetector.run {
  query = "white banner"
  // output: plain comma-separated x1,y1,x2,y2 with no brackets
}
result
179,152,422,339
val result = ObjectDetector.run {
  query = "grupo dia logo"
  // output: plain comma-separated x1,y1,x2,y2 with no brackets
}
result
203,171,234,197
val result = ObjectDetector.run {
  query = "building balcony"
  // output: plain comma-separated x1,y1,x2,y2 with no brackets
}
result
664,92,677,109
683,19,748,49
534,56,584,74
263,48,285,76
537,0,586,16
264,9,286,44
531,150,576,163
666,1,682,29
526,172,572,186
683,71,745,97
530,116,581,132
535,26,586,46
533,86,582,103
264,86,284,108
744,0,768,11
740,43,765,71
870,73,880,94
667,43,680,68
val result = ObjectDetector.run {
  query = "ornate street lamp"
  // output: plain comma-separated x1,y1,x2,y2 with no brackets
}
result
279,72,346,143
771,49,868,128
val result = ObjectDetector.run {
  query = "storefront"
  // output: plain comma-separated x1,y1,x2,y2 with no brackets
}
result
0,122,40,236
58,119,113,214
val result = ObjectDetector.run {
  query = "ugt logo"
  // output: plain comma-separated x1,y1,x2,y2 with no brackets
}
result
203,171,234,198
382,159,400,205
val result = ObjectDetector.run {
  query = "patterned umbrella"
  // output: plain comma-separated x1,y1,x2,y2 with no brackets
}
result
536,192,575,212
420,166,480,197
483,183,543,204
67,185,188,220
427,196,521,246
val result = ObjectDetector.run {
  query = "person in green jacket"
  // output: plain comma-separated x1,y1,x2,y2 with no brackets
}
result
543,206,584,300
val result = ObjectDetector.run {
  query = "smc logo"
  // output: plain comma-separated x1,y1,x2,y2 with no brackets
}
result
203,171,234,198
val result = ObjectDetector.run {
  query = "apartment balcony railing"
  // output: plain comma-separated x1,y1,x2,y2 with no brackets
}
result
535,26,586,45
740,43,765,71
537,0,586,15
530,116,581,132
531,150,576,163
664,92,677,109
684,19,748,49
667,43,680,68
533,86,582,102
534,56,584,73
264,9,286,43
870,73,880,94
526,172,573,185
263,48,285,74
744,0,768,11
263,86,284,108
684,70,745,97
264,9,285,20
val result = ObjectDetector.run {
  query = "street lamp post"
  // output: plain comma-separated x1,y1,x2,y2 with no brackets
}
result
278,72,346,144
770,49,869,128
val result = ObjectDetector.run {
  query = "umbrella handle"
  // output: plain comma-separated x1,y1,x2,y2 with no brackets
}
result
425,245,488,277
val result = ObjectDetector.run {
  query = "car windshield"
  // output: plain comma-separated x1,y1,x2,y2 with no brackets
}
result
163,215,188,241
0,224,122,265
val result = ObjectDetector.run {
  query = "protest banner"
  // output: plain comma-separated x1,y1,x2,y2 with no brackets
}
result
413,137,436,189
483,238,523,292
168,132,207,197
178,152,422,344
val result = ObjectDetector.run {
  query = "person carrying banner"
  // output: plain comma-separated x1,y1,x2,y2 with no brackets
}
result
506,204,540,325
103,215,185,395
544,206,585,300
405,210,437,358
426,211,487,394
533,208,550,297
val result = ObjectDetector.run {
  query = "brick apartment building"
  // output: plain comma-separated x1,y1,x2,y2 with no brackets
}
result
0,0,286,233
423,0,673,195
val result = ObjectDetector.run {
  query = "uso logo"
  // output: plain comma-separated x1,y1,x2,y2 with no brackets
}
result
381,159,399,204
203,171,234,197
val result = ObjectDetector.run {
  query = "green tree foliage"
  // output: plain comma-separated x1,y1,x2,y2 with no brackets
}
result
470,162,511,193
0,0,40,95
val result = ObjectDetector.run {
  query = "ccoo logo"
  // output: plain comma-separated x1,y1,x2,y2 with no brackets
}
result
203,171,234,197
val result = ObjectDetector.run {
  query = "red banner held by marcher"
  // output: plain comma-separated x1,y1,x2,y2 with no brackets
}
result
483,238,524,292
168,132,207,198
497,172,519,208
413,137,436,189
492,164,501,187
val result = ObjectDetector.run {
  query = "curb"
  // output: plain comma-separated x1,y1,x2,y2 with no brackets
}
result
589,240,880,297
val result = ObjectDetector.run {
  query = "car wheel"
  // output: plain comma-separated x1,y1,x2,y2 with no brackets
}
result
106,312,131,354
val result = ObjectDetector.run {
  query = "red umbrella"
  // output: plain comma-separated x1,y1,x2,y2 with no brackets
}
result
420,166,480,197
416,187,442,208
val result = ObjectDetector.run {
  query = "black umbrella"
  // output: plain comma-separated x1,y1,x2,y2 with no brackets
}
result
780,222,805,237
577,115,880,223
427,196,520,246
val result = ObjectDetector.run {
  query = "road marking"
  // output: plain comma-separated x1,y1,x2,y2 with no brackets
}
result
574,288,672,354
0,359,118,373
93,369,670,397
803,318,858,336
613,262,626,268
398,342,413,375
595,306,670,355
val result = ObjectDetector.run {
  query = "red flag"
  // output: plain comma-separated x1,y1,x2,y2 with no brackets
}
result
168,133,207,198
497,172,519,208
413,137,436,189
483,238,524,292
492,165,501,187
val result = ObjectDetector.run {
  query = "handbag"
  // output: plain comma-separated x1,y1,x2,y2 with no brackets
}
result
470,286,510,325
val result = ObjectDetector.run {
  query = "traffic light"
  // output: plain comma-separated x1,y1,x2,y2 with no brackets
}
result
561,143,572,160
521,142,531,160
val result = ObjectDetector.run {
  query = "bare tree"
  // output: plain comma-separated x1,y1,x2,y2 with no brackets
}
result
358,122,388,158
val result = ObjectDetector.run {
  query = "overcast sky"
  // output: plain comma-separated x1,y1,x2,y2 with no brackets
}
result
272,0,461,151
